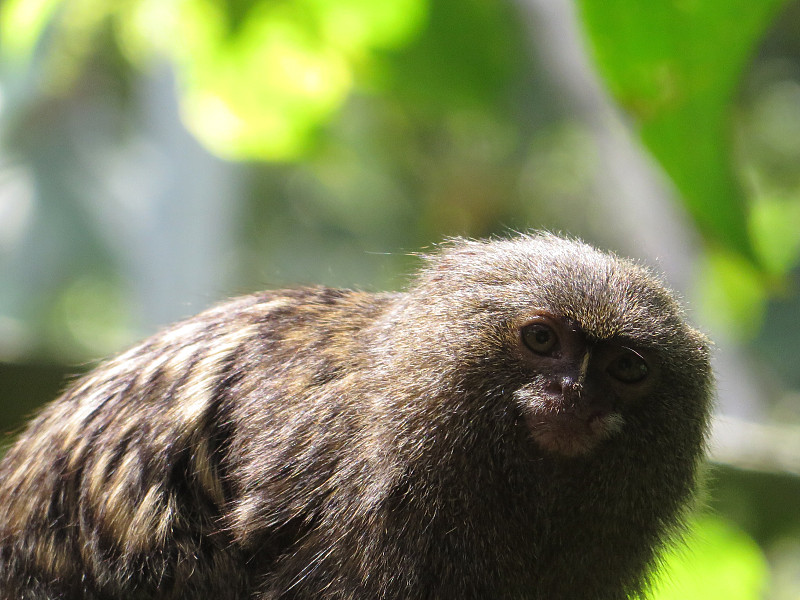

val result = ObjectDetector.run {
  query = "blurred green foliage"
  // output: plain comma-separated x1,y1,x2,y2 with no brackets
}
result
576,0,800,339
3,0,798,340
577,0,785,258
3,0,427,159
649,516,769,600
1,1,799,598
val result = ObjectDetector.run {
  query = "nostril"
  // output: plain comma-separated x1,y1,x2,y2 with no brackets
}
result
543,377,585,407
545,380,563,396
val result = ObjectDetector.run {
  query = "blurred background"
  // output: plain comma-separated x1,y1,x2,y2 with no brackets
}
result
0,0,799,597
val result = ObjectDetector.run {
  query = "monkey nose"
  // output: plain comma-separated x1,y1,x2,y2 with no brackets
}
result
545,376,583,403
545,376,614,419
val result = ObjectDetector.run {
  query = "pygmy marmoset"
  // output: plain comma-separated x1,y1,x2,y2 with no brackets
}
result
0,233,713,599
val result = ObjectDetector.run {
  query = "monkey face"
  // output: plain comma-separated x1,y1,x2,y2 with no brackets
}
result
400,233,710,462
511,311,660,457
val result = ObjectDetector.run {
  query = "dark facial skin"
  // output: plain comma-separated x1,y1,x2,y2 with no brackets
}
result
0,234,712,600
516,312,656,456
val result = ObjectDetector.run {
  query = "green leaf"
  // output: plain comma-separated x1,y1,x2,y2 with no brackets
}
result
2,0,428,161
749,195,800,277
696,247,767,340
0,0,62,61
158,0,428,160
576,0,788,258
649,516,769,600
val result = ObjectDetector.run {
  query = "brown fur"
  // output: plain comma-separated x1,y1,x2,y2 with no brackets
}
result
0,234,713,599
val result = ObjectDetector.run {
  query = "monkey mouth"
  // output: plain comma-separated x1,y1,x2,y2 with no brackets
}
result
523,410,624,457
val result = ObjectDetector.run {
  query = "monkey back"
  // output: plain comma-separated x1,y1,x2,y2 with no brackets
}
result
0,235,713,600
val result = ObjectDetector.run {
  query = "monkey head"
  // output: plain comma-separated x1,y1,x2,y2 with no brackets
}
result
391,233,712,462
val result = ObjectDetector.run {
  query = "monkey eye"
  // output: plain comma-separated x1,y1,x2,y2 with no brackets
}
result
607,349,648,384
521,323,559,355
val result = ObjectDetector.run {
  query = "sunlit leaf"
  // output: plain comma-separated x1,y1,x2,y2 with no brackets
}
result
3,0,427,160
577,0,788,259
0,0,62,61
749,196,800,277
306,0,426,55
649,516,769,600
173,4,354,160
696,247,768,340
144,0,427,160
